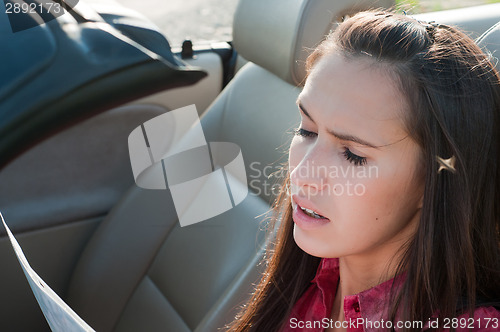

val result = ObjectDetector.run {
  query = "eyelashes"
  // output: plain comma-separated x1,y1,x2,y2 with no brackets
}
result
293,127,368,166
293,128,316,138
342,148,367,166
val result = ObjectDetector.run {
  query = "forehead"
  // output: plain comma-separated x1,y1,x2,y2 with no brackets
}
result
300,53,409,146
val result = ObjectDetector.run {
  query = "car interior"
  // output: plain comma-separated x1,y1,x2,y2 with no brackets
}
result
0,0,499,331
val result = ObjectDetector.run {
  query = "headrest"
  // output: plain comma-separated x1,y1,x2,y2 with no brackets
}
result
232,0,394,86
477,21,500,71
412,4,500,40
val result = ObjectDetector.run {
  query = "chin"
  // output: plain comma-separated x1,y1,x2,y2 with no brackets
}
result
292,225,338,258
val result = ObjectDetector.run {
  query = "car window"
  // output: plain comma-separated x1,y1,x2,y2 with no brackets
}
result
116,0,498,47
117,0,238,47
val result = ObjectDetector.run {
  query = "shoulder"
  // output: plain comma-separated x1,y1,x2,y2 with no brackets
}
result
472,306,500,317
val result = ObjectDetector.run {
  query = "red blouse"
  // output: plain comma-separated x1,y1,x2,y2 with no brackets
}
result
281,258,500,331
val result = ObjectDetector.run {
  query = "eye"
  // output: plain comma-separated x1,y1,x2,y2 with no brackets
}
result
294,128,368,165
343,147,367,166
293,128,317,138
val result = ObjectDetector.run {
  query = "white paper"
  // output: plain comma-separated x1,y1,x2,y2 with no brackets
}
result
1,212,95,332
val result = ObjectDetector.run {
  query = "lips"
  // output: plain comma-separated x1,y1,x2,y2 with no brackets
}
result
300,206,327,219
291,195,328,219
291,195,330,229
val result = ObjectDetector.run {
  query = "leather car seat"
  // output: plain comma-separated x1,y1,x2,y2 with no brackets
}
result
65,1,483,332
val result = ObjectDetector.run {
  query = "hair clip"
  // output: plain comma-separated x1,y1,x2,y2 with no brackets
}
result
436,155,456,174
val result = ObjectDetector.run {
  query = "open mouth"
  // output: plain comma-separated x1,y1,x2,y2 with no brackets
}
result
299,206,327,219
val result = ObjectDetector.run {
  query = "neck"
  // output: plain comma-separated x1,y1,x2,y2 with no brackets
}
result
335,236,411,307
337,254,394,295
331,253,401,322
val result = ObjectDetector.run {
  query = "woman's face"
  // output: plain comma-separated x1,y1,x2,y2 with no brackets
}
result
289,53,424,261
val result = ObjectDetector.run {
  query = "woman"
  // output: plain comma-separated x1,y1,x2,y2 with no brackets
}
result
228,10,500,331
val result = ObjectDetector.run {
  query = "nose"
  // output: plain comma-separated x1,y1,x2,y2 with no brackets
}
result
289,147,329,192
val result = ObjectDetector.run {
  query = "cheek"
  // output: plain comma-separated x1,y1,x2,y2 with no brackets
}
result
288,138,306,169
331,177,386,223
333,163,419,224
361,173,421,235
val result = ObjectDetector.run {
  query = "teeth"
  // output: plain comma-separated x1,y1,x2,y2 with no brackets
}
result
303,207,315,214
300,206,326,219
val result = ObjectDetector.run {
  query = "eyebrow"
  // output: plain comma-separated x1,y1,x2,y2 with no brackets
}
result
297,102,380,149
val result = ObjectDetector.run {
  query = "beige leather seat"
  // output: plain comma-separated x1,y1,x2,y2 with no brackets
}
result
65,1,500,331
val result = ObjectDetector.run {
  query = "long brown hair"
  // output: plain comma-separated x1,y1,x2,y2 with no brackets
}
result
227,10,500,331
